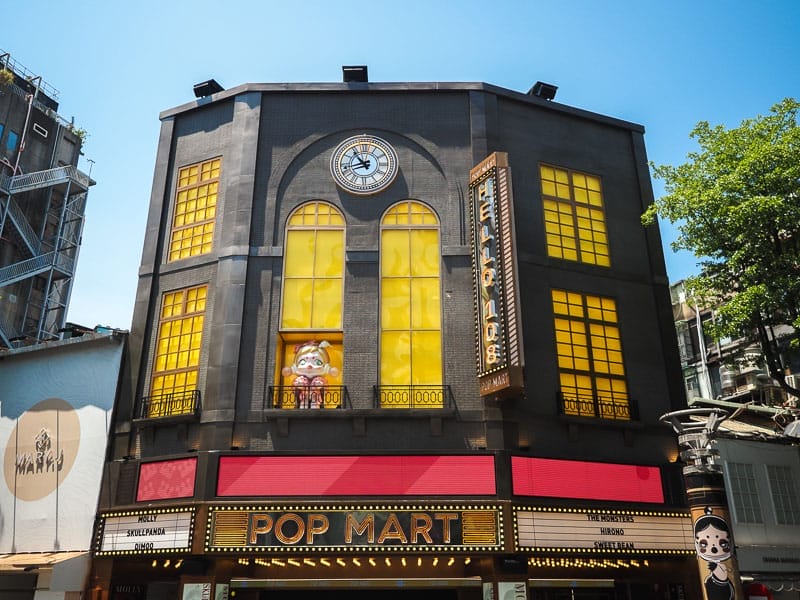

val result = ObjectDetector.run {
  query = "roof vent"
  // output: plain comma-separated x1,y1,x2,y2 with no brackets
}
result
528,81,558,101
342,65,368,83
193,79,224,98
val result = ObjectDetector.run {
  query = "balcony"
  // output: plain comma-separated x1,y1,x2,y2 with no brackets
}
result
135,390,201,421
268,385,350,409
373,385,454,409
263,385,455,410
557,391,639,421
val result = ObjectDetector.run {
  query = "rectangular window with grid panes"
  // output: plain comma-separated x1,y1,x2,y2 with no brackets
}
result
148,285,207,417
552,289,630,420
540,164,610,267
727,462,763,523
767,464,800,525
168,157,221,262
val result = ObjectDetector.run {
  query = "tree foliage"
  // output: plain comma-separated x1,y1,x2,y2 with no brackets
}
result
643,98,800,391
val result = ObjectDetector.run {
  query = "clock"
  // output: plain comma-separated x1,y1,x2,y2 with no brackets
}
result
330,134,398,195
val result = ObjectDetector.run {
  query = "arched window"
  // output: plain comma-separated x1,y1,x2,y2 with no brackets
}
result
276,202,345,408
380,201,443,408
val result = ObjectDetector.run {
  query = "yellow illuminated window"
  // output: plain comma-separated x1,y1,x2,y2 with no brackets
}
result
276,203,345,408
168,158,221,262
149,285,207,417
380,201,442,408
540,164,609,266
552,289,629,420
281,202,345,330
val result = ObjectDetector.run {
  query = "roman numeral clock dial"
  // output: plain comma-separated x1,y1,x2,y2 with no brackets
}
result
330,135,399,195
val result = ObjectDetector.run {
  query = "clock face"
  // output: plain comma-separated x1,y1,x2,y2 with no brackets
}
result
330,135,398,195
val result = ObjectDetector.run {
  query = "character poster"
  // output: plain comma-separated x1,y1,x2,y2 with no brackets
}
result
691,505,742,600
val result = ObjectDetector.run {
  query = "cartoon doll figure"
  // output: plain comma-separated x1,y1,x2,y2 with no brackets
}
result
282,340,339,409
694,507,735,600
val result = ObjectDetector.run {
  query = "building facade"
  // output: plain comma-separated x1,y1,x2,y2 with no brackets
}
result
718,435,800,599
0,49,94,349
671,280,800,409
94,72,696,600
0,328,126,600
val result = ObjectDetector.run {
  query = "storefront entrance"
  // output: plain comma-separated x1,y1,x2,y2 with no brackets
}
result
258,591,459,599
531,591,613,600
531,587,616,600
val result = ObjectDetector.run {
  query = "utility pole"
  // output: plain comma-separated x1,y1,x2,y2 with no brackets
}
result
661,408,745,600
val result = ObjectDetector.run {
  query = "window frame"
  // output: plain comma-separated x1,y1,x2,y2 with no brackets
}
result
539,163,610,267
278,201,346,332
167,156,222,263
274,201,346,400
148,284,208,417
5,128,19,157
378,200,444,407
726,461,764,524
551,289,630,420
766,464,800,525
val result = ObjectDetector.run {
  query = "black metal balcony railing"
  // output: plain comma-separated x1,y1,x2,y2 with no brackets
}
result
268,385,350,410
557,391,639,421
373,385,454,409
138,390,201,419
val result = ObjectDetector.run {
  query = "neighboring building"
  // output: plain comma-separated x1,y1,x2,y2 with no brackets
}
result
682,406,800,599
0,49,94,349
720,434,800,600
671,280,800,408
93,70,694,600
0,328,127,600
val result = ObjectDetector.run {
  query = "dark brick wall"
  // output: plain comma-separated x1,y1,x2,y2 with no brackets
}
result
122,83,683,484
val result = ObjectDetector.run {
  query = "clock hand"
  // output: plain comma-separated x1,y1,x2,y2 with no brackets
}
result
352,154,370,171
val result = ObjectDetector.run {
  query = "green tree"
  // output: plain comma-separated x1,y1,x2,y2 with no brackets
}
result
643,98,800,396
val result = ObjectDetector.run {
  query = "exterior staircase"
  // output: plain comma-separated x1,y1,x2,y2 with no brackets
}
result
0,165,93,348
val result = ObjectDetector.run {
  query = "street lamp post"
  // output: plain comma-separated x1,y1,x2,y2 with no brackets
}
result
661,408,745,600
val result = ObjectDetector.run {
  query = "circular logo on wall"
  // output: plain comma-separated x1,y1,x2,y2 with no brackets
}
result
3,398,80,501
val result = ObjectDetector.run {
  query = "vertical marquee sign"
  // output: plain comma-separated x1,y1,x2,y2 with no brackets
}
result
469,152,524,397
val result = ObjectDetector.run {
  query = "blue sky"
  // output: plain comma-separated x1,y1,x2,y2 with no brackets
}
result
3,0,798,330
